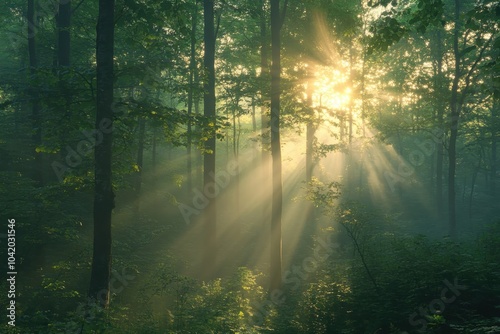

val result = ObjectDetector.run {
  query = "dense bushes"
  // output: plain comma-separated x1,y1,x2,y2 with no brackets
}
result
289,222,500,334
117,221,499,334
2,184,499,334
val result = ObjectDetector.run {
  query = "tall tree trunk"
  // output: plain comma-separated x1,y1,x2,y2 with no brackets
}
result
203,0,217,276
469,161,480,219
270,0,285,291
348,41,354,145
187,0,198,194
134,117,145,212
259,0,271,240
251,97,257,132
28,0,43,185
260,0,270,161
57,0,71,67
89,0,115,307
56,0,71,162
232,105,240,230
305,70,316,235
448,0,461,238
194,63,203,189
433,29,445,215
346,41,355,196
491,97,498,195
306,75,315,183
152,125,157,172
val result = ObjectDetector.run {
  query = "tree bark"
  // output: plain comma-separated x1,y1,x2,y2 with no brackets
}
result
270,0,284,291
306,75,315,183
348,42,354,145
89,0,115,307
134,117,145,212
432,28,445,215
448,0,461,238
491,96,498,195
187,0,198,194
56,0,71,161
28,0,43,185
203,0,217,277
305,69,316,235
57,0,71,67
260,0,270,161
259,0,271,242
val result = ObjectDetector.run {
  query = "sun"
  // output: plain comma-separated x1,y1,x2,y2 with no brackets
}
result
313,69,352,111
309,67,364,142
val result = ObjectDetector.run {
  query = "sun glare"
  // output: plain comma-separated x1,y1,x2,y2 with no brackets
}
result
313,70,352,111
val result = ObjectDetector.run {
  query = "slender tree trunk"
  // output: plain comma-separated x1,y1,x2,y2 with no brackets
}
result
89,0,115,307
360,26,367,138
306,76,315,183
194,66,203,189
270,0,285,291
433,29,445,215
152,126,157,172
346,41,355,195
28,0,43,185
348,42,354,145
57,0,71,159
339,111,344,142
469,162,479,219
491,97,498,195
135,117,145,212
260,0,270,161
251,97,257,132
187,1,198,194
57,0,71,67
203,0,217,276
259,0,271,240
305,71,317,234
448,0,461,238
232,106,240,230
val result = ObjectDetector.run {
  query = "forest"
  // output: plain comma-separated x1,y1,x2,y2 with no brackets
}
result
0,0,499,333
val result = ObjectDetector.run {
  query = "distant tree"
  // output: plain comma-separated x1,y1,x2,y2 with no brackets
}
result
28,0,42,185
368,0,497,235
187,0,199,193
56,0,71,67
448,0,495,236
203,0,217,277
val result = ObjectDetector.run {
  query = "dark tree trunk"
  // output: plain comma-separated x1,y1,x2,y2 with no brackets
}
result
491,97,498,195
433,29,445,215
135,117,145,212
89,0,115,307
306,77,315,183
187,0,198,194
57,0,71,67
232,105,240,226
260,0,270,161
448,0,461,238
152,126,157,172
251,97,257,133
305,71,316,234
270,0,285,291
348,42,353,145
28,0,43,185
203,0,217,277
195,95,202,188
469,162,480,219
56,0,71,160
259,0,271,239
